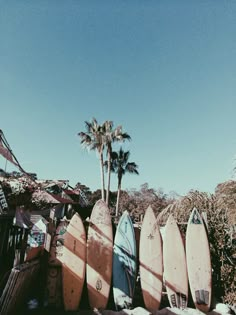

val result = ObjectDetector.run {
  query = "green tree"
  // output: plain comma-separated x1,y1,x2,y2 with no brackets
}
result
106,147,139,216
78,118,106,201
103,121,131,205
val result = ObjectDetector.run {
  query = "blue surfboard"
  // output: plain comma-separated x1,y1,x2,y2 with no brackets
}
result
113,210,137,310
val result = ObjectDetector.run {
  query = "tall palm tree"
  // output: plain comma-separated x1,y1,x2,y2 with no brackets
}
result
78,118,106,201
106,147,139,216
103,122,131,205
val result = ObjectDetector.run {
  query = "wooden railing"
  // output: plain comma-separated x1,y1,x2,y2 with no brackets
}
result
0,216,30,296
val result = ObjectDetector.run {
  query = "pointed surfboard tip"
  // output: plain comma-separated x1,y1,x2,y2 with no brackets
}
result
166,213,175,223
94,199,107,207
189,207,203,225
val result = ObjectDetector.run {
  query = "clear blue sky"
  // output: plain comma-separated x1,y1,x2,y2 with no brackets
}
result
0,0,236,196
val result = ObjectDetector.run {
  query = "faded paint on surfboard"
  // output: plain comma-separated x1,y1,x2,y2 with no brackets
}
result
139,206,163,311
186,208,212,313
62,213,86,311
48,220,68,266
86,199,113,309
47,220,68,308
163,214,188,309
113,210,137,310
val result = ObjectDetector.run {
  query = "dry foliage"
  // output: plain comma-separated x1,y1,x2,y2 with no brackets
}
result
158,189,236,305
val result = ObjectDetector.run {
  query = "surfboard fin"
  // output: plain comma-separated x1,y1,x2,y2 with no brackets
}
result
170,293,187,308
195,290,209,305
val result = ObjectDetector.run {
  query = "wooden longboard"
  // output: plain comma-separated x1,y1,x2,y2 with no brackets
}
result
186,208,212,312
48,220,69,266
163,214,188,308
86,200,113,309
62,213,86,311
47,220,68,308
113,210,137,310
25,246,43,261
139,206,163,311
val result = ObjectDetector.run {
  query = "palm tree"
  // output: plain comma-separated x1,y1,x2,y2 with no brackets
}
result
103,121,131,205
106,147,139,216
78,118,106,201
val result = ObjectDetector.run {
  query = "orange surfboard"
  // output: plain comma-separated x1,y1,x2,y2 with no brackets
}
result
186,208,212,312
163,214,188,308
139,206,163,311
62,213,86,311
86,199,113,309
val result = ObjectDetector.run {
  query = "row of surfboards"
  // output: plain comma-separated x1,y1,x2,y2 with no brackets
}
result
47,200,212,313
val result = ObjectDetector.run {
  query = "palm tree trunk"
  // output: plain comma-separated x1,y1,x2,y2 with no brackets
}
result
99,152,105,201
115,178,122,217
106,150,111,205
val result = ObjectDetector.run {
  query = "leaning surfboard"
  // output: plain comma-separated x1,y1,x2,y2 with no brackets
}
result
48,219,69,266
186,208,212,312
86,199,113,309
62,213,86,311
139,206,163,311
113,210,137,310
47,220,68,308
163,214,188,308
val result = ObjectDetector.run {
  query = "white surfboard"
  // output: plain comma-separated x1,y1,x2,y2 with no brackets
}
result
186,208,212,312
163,214,188,308
139,206,163,311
